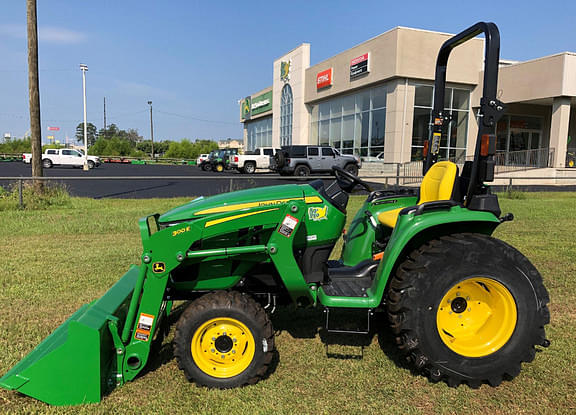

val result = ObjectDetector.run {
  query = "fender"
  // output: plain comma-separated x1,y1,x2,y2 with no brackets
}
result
318,205,500,308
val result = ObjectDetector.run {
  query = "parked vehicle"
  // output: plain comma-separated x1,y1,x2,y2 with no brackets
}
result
211,148,238,172
196,153,209,166
198,151,216,171
230,147,280,174
361,152,384,162
273,145,361,176
22,149,101,169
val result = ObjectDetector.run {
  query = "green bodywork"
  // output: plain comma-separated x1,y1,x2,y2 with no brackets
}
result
0,182,500,405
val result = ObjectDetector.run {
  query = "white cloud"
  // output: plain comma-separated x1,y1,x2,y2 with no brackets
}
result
0,24,87,44
40,26,87,44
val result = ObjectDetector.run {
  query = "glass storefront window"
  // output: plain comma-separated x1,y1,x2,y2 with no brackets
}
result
414,85,433,107
280,84,293,146
356,90,371,112
310,84,388,156
372,86,387,109
411,84,470,161
245,116,272,150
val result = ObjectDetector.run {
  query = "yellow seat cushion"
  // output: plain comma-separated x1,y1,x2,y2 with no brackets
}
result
419,161,458,204
377,208,403,228
377,161,458,228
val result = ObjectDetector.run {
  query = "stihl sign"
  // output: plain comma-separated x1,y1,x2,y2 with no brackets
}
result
316,68,333,89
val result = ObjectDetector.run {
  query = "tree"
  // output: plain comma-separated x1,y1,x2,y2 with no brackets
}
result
75,122,98,146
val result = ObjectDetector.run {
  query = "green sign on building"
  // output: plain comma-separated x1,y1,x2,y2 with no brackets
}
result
251,91,272,116
241,96,251,120
241,91,272,121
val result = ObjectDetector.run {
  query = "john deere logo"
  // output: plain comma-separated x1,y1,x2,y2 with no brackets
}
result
308,205,328,221
152,262,166,274
280,60,291,81
242,96,251,120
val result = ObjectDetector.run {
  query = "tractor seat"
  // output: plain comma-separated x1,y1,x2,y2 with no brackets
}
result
377,161,458,228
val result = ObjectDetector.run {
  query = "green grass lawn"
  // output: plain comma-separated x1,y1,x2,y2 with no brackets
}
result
0,193,575,414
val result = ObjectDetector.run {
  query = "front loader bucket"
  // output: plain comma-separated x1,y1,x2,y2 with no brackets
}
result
0,265,141,406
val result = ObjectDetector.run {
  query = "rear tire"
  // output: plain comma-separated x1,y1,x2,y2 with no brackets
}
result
42,159,52,168
293,165,310,177
386,233,549,387
202,163,211,171
174,291,274,388
87,160,95,169
244,161,256,174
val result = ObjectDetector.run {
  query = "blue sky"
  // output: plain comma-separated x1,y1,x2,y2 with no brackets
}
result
1,0,575,145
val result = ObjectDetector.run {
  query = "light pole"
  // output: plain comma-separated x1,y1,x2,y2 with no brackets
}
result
80,63,89,170
148,100,154,159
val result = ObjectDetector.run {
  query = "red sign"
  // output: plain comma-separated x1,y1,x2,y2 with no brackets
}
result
48,126,60,131
350,53,368,66
350,53,369,78
316,68,333,89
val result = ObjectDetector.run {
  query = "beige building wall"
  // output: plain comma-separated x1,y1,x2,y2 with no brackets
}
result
272,44,310,147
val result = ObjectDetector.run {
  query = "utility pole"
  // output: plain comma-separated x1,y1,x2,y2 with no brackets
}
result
80,64,89,170
103,97,107,136
26,0,43,190
148,100,154,158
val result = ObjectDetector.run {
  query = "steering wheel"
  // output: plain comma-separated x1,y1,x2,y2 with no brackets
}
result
332,166,373,193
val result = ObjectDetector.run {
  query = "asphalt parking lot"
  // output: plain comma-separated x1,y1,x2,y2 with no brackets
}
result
0,162,334,199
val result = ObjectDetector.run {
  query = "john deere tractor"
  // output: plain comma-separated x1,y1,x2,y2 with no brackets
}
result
0,22,549,405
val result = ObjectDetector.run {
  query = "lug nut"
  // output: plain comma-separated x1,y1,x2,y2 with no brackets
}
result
211,348,215,353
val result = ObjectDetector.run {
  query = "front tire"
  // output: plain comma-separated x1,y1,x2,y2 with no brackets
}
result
42,159,52,168
387,233,549,387
174,291,274,388
344,163,359,176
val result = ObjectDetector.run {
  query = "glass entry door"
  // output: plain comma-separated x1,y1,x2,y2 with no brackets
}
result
508,129,541,165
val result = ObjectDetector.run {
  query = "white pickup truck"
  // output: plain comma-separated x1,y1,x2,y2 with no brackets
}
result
229,147,279,174
23,149,101,169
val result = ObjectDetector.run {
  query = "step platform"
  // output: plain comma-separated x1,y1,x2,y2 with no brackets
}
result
321,260,378,298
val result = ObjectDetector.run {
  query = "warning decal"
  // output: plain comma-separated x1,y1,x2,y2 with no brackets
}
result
135,313,155,342
278,214,299,238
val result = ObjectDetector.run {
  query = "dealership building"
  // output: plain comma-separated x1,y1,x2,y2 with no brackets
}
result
239,26,576,168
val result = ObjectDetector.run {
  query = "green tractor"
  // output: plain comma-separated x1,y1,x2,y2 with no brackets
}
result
0,22,549,406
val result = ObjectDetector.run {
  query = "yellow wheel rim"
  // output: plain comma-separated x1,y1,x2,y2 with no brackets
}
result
216,165,223,172
191,317,255,378
436,277,517,357
569,160,575,168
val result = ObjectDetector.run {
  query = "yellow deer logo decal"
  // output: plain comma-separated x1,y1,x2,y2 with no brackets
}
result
308,205,328,221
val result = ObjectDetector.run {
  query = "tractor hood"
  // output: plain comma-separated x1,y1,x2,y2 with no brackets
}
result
159,184,315,224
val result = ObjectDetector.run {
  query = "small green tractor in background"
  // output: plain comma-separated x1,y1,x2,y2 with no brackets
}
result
0,22,549,405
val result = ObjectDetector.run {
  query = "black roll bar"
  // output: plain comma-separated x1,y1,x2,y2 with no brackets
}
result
423,22,505,206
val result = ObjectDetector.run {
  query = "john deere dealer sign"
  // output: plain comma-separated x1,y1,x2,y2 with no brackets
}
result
242,91,272,120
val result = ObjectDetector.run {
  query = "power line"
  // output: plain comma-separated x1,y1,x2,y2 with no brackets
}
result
156,109,238,125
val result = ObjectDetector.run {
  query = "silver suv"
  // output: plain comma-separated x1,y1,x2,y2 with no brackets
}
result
273,145,361,176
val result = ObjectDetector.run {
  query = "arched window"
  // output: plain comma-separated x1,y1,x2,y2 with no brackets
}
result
280,84,293,146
